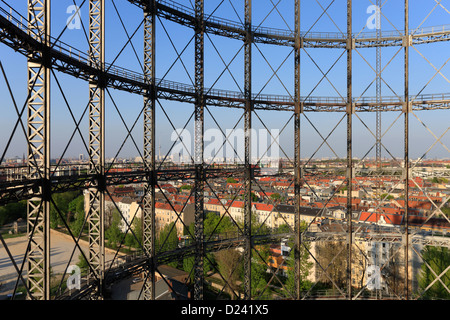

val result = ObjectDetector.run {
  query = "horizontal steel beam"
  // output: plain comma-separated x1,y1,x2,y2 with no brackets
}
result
1,11,450,112
0,166,248,205
126,0,450,48
58,227,450,300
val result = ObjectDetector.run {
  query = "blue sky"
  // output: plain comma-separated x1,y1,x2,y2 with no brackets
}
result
0,0,449,162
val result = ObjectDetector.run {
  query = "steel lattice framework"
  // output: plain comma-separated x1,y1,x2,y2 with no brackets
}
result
0,0,449,301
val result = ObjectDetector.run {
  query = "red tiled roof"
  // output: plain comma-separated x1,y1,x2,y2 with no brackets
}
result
207,198,222,205
359,211,403,225
254,203,274,212
408,216,450,230
226,183,243,188
395,200,432,210
155,202,184,212
229,200,245,208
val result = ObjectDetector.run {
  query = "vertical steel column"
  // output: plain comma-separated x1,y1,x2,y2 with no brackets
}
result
294,0,302,301
88,0,105,297
142,0,156,300
193,0,205,300
346,0,353,300
243,0,253,300
376,0,382,170
403,0,410,300
26,0,51,300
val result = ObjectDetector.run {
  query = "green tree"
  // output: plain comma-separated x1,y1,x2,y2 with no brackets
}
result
184,213,228,274
276,221,313,298
183,255,215,283
156,222,178,253
226,177,237,184
270,193,281,200
251,245,272,299
187,212,237,242
105,209,123,249
124,217,142,248
50,191,81,229
418,246,450,300
442,207,450,218
431,177,448,184
0,201,26,227
77,254,89,274
284,244,313,297
241,192,258,202
69,195,85,236
247,211,271,236
380,193,394,200
203,212,236,239
215,249,242,299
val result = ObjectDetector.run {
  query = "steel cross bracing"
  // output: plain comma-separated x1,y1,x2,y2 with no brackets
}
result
59,231,293,300
376,0,382,171
0,165,249,207
346,0,354,299
294,0,302,301
87,0,106,298
25,0,51,301
57,229,450,300
243,0,252,301
142,0,156,300
1,4,450,112
193,0,205,300
127,0,450,48
0,0,449,301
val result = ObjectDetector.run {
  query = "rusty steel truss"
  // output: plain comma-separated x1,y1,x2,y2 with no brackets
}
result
0,0,449,301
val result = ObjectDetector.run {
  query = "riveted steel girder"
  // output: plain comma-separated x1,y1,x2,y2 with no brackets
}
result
26,0,51,301
193,0,205,300
142,0,157,301
294,0,302,301
87,0,105,298
243,0,252,301
0,0,447,302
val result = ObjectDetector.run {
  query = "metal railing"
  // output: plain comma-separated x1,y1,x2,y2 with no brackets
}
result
1,2,450,109
155,0,450,42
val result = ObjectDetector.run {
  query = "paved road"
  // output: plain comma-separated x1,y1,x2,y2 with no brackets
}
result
0,230,119,299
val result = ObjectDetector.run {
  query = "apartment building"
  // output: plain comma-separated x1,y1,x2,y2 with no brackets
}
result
155,202,195,236
105,196,142,233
